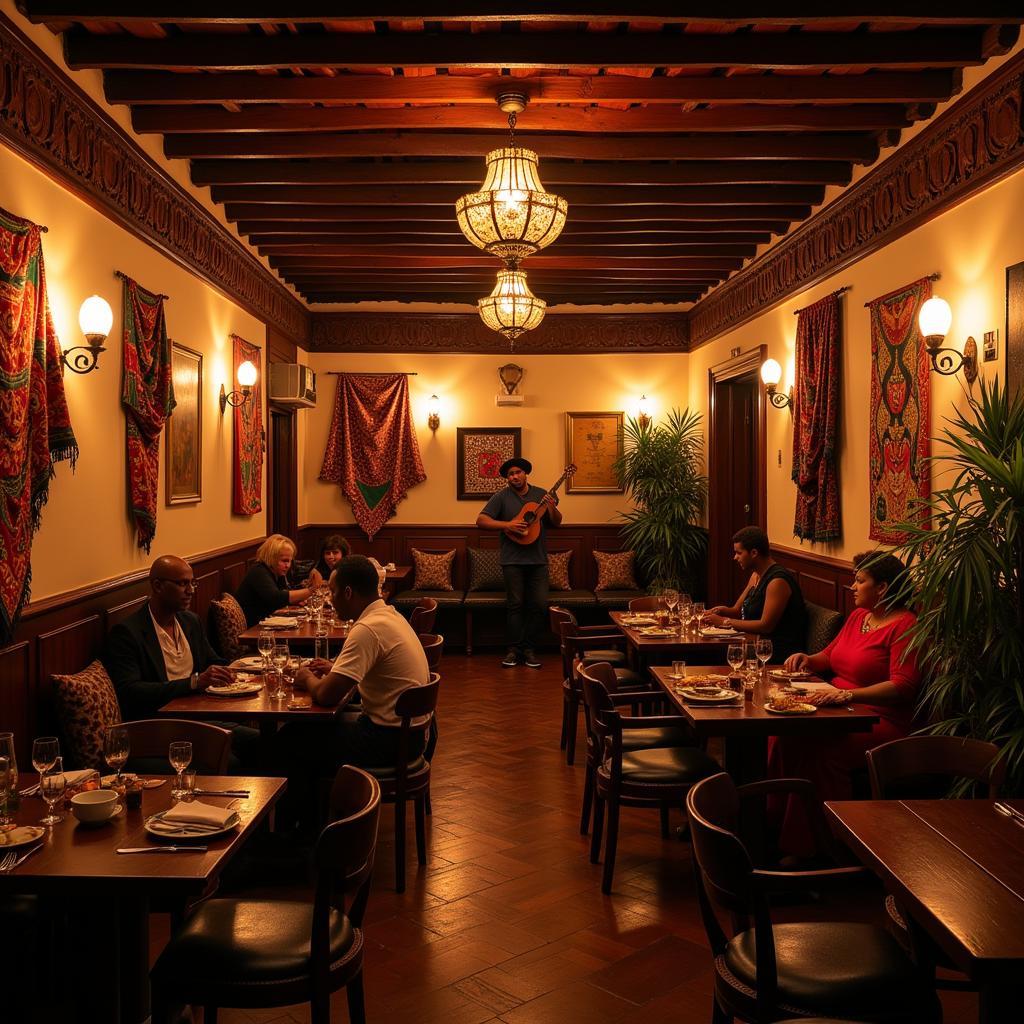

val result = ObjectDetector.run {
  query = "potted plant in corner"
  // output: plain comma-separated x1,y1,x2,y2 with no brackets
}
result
891,377,1024,793
612,407,708,594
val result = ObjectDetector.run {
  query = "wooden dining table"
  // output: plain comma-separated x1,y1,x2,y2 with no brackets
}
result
826,798,1024,1023
238,617,351,651
0,773,285,1024
651,664,879,783
609,611,752,667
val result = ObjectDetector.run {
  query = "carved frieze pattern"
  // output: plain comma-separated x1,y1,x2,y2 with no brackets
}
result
688,50,1024,347
310,312,689,354
0,13,309,342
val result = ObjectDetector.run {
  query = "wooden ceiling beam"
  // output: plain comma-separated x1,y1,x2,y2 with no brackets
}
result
65,27,1011,71
249,231,770,246
300,294,700,305
237,220,783,237
257,242,757,257
105,69,962,107
281,269,726,281
267,254,745,269
135,103,913,135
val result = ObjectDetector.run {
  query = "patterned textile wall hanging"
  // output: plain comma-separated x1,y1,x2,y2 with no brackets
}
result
232,334,263,515
319,373,426,539
867,277,932,543
792,292,842,542
0,206,79,646
122,275,175,552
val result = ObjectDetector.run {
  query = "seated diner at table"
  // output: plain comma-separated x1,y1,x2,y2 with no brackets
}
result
704,525,807,660
769,550,921,855
312,532,350,581
235,533,322,627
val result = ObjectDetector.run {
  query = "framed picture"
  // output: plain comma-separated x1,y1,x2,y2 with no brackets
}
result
456,427,521,500
1008,260,1024,400
565,411,624,493
165,342,202,506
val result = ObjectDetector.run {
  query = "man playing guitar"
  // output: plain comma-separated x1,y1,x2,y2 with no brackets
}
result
476,457,563,669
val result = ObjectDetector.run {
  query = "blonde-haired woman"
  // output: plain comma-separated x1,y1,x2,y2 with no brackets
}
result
236,534,322,626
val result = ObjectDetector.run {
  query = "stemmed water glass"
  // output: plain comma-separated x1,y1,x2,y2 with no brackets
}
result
0,733,17,809
169,741,193,798
727,643,745,679
271,642,290,698
104,725,130,784
755,638,773,682
32,736,60,797
662,588,679,621
678,596,693,636
693,602,706,634
40,756,66,826
258,628,274,666
0,756,11,827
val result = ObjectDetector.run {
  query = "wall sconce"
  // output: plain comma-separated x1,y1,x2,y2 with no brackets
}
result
760,358,793,412
427,394,440,431
63,295,112,374
220,360,258,413
917,296,979,384
637,395,651,429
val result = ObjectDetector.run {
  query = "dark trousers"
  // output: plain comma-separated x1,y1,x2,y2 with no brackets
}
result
503,562,549,653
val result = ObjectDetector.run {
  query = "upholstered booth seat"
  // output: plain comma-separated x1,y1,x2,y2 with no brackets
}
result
600,746,719,785
593,589,647,610
548,588,598,608
392,589,465,609
461,591,504,608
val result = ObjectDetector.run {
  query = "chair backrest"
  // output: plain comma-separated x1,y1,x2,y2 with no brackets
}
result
628,596,661,611
577,663,618,753
409,597,438,635
805,601,843,655
866,735,1004,799
418,632,444,669
123,718,232,774
549,605,575,676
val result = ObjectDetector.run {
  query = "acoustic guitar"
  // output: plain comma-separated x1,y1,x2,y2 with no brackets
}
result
504,464,577,545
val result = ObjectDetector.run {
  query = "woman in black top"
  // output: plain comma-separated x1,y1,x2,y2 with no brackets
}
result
236,534,322,627
313,533,350,582
705,526,807,661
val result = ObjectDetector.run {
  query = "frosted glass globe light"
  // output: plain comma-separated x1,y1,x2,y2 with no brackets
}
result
760,358,783,387
237,360,258,387
478,268,546,344
918,296,952,341
78,295,113,343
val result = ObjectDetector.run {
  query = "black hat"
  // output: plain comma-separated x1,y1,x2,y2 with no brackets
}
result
499,457,532,478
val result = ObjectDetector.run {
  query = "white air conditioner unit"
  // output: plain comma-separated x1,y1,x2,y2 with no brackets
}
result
269,363,316,407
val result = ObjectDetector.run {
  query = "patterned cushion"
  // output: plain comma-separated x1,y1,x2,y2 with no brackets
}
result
548,550,573,591
594,550,639,591
412,549,456,591
467,548,504,591
806,601,844,655
210,593,248,659
51,660,122,770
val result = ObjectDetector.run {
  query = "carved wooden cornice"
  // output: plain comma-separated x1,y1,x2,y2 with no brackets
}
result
0,12,309,342
310,311,689,354
688,48,1024,348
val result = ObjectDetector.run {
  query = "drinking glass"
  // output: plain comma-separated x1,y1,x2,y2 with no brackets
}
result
727,643,744,676
40,756,66,826
0,733,17,803
0,756,10,826
32,736,60,777
103,725,130,783
257,629,274,665
679,598,693,636
693,602,706,633
663,588,679,617
270,642,290,698
755,638,773,682
671,660,686,680
168,741,193,798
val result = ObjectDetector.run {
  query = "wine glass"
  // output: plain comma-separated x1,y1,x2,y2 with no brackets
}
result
31,736,60,803
257,629,274,666
168,741,193,798
662,588,679,622
727,643,744,676
40,756,66,826
0,733,17,805
755,638,773,674
679,597,693,636
271,642,290,699
103,725,130,783
693,602,706,633
0,756,11,827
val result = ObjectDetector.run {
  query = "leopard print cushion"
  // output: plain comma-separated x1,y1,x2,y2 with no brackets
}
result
548,550,573,591
467,548,504,591
594,550,639,591
210,593,248,659
51,660,122,770
412,548,456,591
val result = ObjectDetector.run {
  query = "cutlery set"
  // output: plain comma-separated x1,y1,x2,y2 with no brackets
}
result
116,846,208,854
0,843,43,872
995,802,1024,827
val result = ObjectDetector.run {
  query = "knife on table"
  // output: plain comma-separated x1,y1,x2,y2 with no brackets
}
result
117,846,209,854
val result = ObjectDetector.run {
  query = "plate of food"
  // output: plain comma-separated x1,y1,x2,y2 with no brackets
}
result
770,669,812,680
764,696,816,715
230,656,266,672
639,626,677,637
207,680,264,698
700,626,741,637
0,824,46,849
678,687,742,703
259,616,298,629
621,615,656,625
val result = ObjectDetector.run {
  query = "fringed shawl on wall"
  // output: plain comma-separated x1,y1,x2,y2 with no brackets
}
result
232,334,263,515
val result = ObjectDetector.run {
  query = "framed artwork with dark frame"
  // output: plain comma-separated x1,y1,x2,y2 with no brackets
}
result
565,411,624,493
1007,260,1024,400
456,427,522,500
165,342,202,506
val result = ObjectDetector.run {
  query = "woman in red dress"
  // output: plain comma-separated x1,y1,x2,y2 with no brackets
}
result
768,551,920,855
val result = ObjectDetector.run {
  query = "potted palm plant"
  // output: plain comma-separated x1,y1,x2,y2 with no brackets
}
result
891,378,1024,792
612,407,708,594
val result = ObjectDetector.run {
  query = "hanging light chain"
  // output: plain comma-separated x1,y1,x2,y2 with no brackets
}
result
507,110,517,147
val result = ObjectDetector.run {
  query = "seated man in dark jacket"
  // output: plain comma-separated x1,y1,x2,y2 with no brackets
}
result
103,555,259,770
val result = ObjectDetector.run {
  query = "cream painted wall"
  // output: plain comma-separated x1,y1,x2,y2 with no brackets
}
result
300,351,690,527
2,143,269,601
687,165,1024,564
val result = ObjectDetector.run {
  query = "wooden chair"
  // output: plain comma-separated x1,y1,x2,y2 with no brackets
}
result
686,771,942,1024
123,719,232,775
151,765,381,1024
409,597,438,636
417,632,444,670
580,667,718,894
361,676,440,892
627,596,662,612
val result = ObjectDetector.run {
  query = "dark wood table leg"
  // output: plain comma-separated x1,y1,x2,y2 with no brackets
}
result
118,893,151,1024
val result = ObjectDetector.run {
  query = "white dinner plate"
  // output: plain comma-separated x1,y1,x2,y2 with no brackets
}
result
677,687,741,703
763,702,817,715
770,669,812,680
230,656,266,671
145,811,241,840
0,825,46,849
700,627,741,637
207,681,264,698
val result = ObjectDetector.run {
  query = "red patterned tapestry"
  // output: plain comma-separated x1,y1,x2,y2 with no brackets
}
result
792,292,842,542
122,276,175,552
319,373,426,539
0,207,79,646
868,278,932,543
232,334,263,515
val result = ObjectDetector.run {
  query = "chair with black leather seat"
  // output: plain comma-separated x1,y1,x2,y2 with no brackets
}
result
151,764,381,1024
123,718,232,776
686,771,942,1024
361,675,440,892
580,667,718,894
409,596,438,636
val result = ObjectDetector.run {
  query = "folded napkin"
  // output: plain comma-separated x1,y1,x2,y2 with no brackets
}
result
260,616,297,628
161,801,237,828
23,768,96,795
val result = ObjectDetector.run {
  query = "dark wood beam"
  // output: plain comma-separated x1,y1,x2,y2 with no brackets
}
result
134,103,912,134
236,220,783,237
257,242,757,257
267,254,744,269
64,26,1011,71
299,291,701,303
249,230,769,247
104,69,962,107
281,269,727,281
191,157,858,188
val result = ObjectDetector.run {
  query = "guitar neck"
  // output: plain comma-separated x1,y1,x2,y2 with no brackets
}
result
546,471,570,498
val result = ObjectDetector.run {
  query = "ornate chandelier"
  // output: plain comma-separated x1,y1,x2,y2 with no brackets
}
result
455,92,568,263
478,267,546,346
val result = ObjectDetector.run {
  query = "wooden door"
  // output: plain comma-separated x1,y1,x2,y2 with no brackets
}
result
708,348,766,605
268,407,297,540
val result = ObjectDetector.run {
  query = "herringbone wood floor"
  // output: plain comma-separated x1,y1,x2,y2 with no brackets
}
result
188,654,978,1024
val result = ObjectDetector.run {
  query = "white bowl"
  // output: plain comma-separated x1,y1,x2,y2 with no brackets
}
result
70,789,118,824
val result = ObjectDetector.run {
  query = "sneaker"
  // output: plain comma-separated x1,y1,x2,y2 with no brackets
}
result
501,649,520,667
523,650,542,669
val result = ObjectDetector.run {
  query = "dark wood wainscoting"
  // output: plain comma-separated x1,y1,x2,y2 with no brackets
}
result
773,544,855,615
0,539,262,763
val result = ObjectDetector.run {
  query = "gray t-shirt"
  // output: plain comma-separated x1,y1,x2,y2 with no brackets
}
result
482,484,555,565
